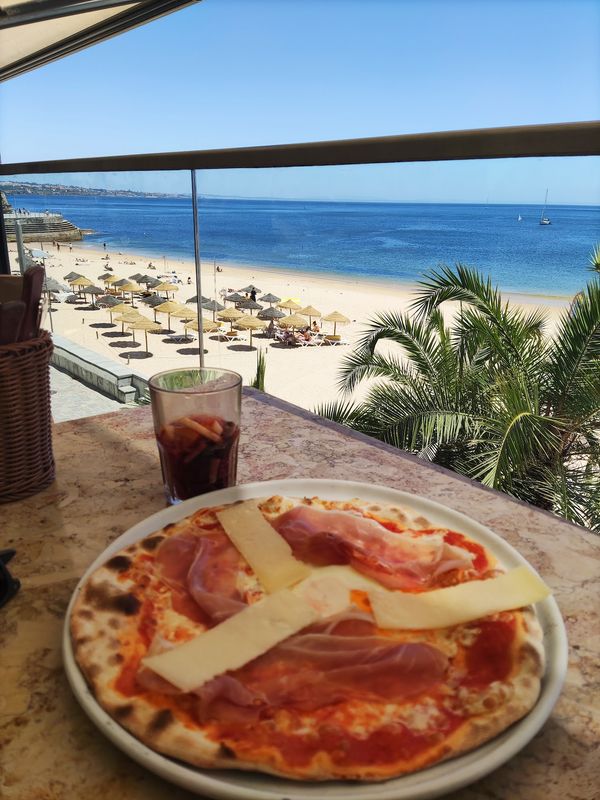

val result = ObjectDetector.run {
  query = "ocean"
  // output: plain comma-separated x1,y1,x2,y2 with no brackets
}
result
7,194,600,296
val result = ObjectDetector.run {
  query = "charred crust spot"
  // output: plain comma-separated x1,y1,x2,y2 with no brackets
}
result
87,664,101,679
75,636,90,646
77,609,93,620
105,555,132,572
163,523,176,531
84,583,141,616
148,709,173,734
112,593,141,615
114,704,134,720
219,743,237,759
108,617,121,630
109,653,124,665
141,536,164,551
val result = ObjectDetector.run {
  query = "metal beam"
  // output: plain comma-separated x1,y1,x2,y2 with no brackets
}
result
1,121,598,175
0,0,133,29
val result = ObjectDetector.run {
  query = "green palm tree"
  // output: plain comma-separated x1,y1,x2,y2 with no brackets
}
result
589,242,600,274
317,264,600,531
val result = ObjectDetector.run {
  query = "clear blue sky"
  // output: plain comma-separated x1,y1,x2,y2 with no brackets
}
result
1,0,599,203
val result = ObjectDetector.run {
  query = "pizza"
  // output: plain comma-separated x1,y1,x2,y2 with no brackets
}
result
70,494,548,782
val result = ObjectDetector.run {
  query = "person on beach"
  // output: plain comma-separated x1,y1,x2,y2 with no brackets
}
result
312,321,320,333
187,276,192,285
250,289,257,302
103,242,106,250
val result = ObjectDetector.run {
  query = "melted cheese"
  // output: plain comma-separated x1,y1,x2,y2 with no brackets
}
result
369,566,550,630
142,589,317,692
217,500,310,592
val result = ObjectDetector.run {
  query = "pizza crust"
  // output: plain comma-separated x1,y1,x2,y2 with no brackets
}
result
70,494,545,782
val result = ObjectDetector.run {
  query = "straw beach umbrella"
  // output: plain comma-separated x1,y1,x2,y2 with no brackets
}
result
185,318,220,333
104,300,130,323
299,305,322,326
126,316,162,351
234,314,266,347
278,298,302,311
119,280,142,307
238,299,263,315
154,300,184,330
170,306,196,323
102,274,120,290
217,307,244,332
225,292,246,304
85,286,104,308
64,271,83,282
70,276,93,300
154,281,179,299
186,294,209,305
259,293,280,306
70,276,93,289
114,310,143,334
323,310,350,337
239,284,261,294
97,294,120,309
279,313,308,330
258,306,285,321
202,298,225,321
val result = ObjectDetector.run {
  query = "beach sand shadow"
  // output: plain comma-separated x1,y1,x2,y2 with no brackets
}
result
102,330,132,338
228,344,256,352
176,348,208,356
149,328,173,335
90,322,116,329
110,340,141,348
161,337,194,345
269,342,299,349
119,351,153,360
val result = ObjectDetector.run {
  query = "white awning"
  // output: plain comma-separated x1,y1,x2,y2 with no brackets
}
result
0,0,199,81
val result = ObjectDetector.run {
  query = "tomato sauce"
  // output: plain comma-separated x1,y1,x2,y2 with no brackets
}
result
443,531,488,571
462,618,516,687
216,711,463,768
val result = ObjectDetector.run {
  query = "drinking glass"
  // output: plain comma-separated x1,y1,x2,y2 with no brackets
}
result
149,368,242,505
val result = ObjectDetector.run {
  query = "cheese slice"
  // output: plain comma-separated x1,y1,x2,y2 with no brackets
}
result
369,566,550,630
293,573,353,618
217,500,310,592
142,589,318,692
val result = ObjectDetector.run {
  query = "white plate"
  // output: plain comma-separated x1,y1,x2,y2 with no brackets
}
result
63,479,568,800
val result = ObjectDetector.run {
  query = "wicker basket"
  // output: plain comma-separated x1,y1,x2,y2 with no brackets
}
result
0,330,55,503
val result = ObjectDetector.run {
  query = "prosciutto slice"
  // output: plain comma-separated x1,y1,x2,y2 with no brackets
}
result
155,530,247,624
192,612,448,722
272,505,474,589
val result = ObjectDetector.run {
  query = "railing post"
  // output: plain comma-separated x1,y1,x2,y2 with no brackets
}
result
191,169,204,367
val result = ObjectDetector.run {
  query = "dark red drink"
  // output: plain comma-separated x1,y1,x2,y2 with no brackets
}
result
156,414,239,503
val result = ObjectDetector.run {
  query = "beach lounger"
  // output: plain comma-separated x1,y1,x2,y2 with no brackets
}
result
166,332,196,343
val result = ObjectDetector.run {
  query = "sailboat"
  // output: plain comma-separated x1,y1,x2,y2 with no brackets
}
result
517,214,522,222
539,189,551,225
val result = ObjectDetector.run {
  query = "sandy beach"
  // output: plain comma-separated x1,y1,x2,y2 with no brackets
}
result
8,241,573,412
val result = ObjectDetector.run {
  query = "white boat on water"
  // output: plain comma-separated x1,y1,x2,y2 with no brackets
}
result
518,214,523,222
540,190,551,225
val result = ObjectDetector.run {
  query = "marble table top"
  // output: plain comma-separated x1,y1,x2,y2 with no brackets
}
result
0,389,598,800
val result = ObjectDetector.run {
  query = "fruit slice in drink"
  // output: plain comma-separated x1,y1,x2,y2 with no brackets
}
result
157,414,239,502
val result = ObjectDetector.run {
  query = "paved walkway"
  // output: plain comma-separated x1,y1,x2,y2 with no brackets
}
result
50,367,126,422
